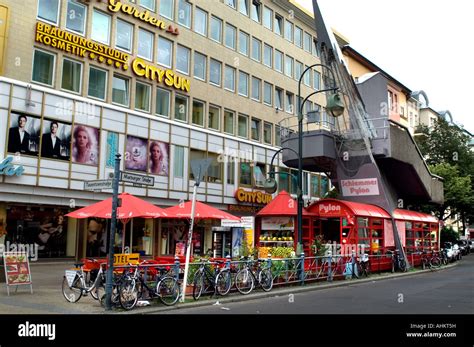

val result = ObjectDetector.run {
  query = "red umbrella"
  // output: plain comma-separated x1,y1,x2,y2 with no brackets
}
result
256,190,315,216
164,200,239,220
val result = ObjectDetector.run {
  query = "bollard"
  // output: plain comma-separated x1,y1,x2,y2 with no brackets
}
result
174,255,180,281
327,251,332,282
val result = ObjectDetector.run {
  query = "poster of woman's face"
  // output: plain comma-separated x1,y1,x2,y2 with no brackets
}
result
125,135,147,171
41,119,71,161
7,113,41,156
72,125,99,165
149,141,169,176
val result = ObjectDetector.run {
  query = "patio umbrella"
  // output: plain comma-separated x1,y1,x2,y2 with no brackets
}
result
257,190,314,216
164,200,239,220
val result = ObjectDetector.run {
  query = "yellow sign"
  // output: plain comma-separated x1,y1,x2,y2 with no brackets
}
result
35,22,129,70
235,189,272,205
113,253,140,266
132,58,190,92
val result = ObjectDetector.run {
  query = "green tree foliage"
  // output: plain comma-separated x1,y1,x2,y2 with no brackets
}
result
440,226,459,244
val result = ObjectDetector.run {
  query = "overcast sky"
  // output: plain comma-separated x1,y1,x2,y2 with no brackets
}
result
296,0,474,134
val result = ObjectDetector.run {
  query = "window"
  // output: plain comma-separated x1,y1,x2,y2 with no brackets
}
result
32,49,55,86
312,39,319,57
304,32,312,53
304,65,311,86
115,19,133,52
238,71,249,97
193,52,207,81
210,16,223,43
192,100,205,126
239,0,248,16
159,0,174,20
177,0,191,28
61,58,82,93
138,28,154,61
251,118,261,141
250,0,261,23
189,150,206,180
275,88,283,110
112,75,129,106
225,24,236,50
224,65,236,92
264,82,273,106
311,174,320,197
285,56,294,78
174,94,188,122
263,44,272,68
295,61,303,81
254,163,266,187
313,70,320,90
209,59,222,86
224,110,234,134
239,31,249,56
156,88,170,117
135,82,151,112
284,20,293,42
91,10,110,44
157,37,173,68
194,8,208,36
240,162,251,186
263,6,272,30
140,0,155,11
275,126,281,146
208,152,223,183
88,66,107,100
321,176,329,196
238,114,248,138
37,0,60,25
173,145,184,178
227,160,235,185
286,92,294,114
208,106,220,130
225,0,236,9
305,100,313,115
251,77,261,101
66,0,86,35
294,26,302,47
176,45,190,75
274,14,283,35
275,50,283,73
251,37,261,62
264,122,272,144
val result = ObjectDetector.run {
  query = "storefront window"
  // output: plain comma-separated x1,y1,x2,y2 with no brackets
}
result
240,162,252,186
157,37,173,68
135,82,151,112
61,58,82,93
66,0,86,35
91,10,110,44
32,49,55,86
115,19,133,52
37,0,60,24
112,75,129,106
156,88,170,117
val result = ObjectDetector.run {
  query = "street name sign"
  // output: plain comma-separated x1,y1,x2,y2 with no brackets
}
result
120,171,155,187
84,180,113,191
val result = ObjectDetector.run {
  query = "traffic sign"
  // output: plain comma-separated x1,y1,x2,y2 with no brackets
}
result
120,171,155,187
84,180,113,191
190,158,212,186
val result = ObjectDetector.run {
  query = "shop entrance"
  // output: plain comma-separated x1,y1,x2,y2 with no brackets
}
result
320,218,341,244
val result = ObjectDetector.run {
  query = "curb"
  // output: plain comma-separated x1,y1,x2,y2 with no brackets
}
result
127,262,459,314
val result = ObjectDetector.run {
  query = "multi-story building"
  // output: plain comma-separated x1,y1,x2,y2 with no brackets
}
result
0,0,334,259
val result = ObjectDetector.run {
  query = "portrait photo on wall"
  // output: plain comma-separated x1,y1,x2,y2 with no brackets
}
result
125,135,147,172
41,119,71,161
149,140,169,176
7,113,41,156
72,125,99,165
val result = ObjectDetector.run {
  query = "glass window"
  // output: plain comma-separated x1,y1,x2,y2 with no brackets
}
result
239,31,249,56
313,40,319,57
208,152,223,183
88,66,107,100
225,0,236,9
275,126,281,146
37,0,60,24
173,145,184,178
140,0,155,11
251,77,261,101
159,0,174,20
250,0,260,22
208,105,220,130
174,94,188,122
189,150,206,180
239,0,248,16
285,56,294,78
192,100,205,126
263,6,272,30
264,82,272,106
313,70,321,90
304,32,312,53
91,10,110,44
66,0,86,35
286,92,294,114
274,14,283,35
138,28,154,61
238,114,248,138
156,88,170,117
61,58,82,93
157,37,173,68
210,16,223,43
263,44,272,68
238,71,249,97
240,162,251,185
177,0,191,28
225,23,236,50
209,59,222,86
32,49,55,86
112,75,129,106
176,45,190,75
227,160,235,185
224,65,236,91
304,65,311,86
275,50,283,73
251,37,261,62
254,163,266,187
311,174,320,196
115,19,133,52
294,26,303,48
264,122,272,144
194,8,208,36
193,52,207,81
284,20,293,42
251,118,261,141
321,176,329,196
135,82,151,112
295,61,303,81
224,110,234,134
275,88,283,110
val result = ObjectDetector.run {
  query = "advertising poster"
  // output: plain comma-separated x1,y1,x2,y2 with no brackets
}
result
125,135,147,172
71,125,99,165
106,132,119,168
148,140,169,176
261,216,294,231
175,242,185,257
41,119,71,161
7,113,41,156
3,252,33,295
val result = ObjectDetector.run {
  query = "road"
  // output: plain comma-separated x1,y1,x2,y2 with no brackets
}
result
164,255,474,314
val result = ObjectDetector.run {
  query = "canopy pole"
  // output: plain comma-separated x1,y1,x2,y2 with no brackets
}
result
181,183,198,302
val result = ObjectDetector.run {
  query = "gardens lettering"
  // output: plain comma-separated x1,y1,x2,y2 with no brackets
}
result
132,58,190,92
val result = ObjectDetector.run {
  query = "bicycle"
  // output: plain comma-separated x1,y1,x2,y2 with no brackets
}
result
389,249,407,273
62,259,106,303
234,257,273,295
421,250,442,270
193,259,232,300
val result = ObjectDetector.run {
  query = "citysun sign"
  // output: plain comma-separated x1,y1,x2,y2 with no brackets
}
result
234,189,272,205
0,157,25,177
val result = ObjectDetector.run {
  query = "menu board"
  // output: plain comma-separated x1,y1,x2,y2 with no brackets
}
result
3,252,32,287
175,242,185,257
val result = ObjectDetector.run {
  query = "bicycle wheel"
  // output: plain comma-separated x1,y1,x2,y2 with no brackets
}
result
430,257,441,269
90,274,104,300
62,276,83,303
235,268,254,295
157,276,180,306
258,268,273,292
399,258,407,272
119,279,139,310
193,272,204,300
100,286,120,308
215,270,232,296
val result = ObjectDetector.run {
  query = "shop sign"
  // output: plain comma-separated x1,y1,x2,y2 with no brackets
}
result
261,217,294,231
132,58,190,92
0,157,25,177
113,253,140,266
221,216,254,229
234,188,272,205
228,205,260,214
3,252,33,295
318,203,342,215
341,178,380,196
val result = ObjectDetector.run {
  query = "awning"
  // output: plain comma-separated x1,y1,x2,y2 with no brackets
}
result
307,199,391,219
393,209,438,223
257,190,315,216
163,200,240,220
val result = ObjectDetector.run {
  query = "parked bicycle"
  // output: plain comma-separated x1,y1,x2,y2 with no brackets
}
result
421,250,442,270
355,253,370,278
62,259,106,303
193,259,232,300
389,249,407,273
234,257,273,295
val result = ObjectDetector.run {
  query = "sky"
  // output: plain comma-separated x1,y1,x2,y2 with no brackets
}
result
296,0,474,134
